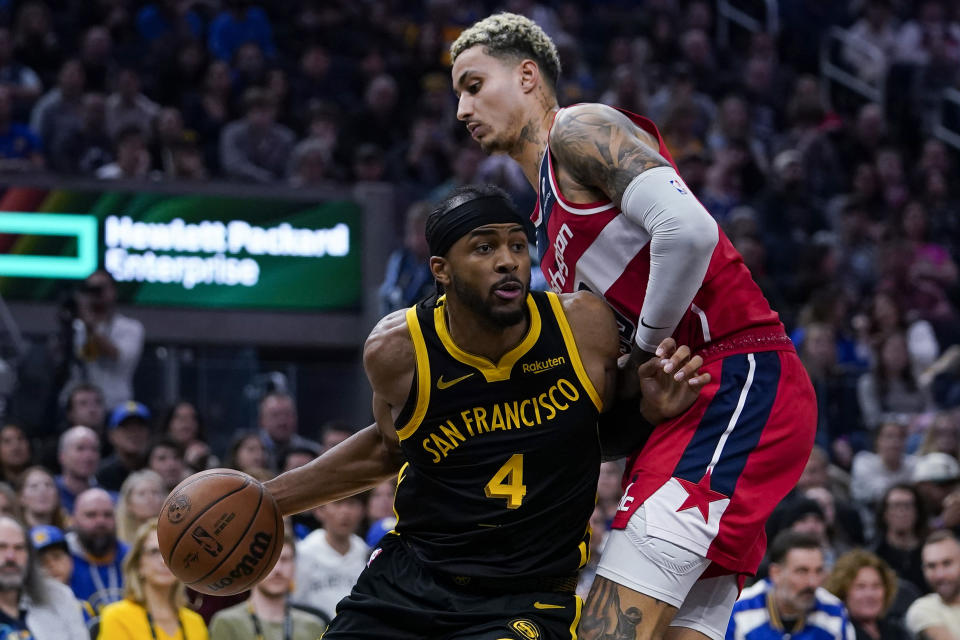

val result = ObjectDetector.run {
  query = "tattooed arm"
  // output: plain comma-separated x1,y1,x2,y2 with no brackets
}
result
548,103,669,207
549,103,719,358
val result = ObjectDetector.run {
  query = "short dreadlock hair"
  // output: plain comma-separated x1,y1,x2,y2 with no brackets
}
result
451,13,561,93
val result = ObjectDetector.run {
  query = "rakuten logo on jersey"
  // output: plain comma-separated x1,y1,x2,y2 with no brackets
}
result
546,223,573,292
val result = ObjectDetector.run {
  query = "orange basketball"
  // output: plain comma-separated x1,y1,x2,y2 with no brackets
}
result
157,468,283,596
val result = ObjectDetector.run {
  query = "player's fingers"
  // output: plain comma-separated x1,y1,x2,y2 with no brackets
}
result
687,372,712,387
672,354,703,381
635,356,660,379
662,345,691,375
655,337,677,358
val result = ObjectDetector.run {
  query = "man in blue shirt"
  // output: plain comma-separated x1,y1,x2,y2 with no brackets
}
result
727,531,855,640
65,488,127,617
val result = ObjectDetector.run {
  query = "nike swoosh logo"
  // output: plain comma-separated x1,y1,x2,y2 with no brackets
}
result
533,602,564,610
639,316,670,330
437,373,473,389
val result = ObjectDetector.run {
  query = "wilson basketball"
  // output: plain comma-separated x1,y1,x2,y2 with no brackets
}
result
157,468,283,596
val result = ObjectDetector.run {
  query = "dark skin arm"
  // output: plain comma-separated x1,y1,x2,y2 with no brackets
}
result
264,310,410,517
560,291,709,424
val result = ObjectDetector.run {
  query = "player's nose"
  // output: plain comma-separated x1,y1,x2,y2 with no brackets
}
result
456,94,472,121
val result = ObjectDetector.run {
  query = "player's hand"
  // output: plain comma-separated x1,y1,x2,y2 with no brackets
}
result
635,338,711,425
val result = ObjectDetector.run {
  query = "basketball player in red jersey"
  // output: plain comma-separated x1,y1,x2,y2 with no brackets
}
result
450,13,817,640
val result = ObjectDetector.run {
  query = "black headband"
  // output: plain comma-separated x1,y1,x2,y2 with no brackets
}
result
427,195,533,257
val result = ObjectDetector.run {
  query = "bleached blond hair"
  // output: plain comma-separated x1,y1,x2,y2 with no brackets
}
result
451,13,561,91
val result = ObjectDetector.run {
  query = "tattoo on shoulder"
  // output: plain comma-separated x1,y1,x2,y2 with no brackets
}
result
551,105,668,204
579,578,644,640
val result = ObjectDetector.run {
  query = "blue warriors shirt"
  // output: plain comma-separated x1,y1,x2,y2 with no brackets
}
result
393,291,602,579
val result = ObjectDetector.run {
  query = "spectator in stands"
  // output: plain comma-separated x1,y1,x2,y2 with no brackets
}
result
29,525,74,586
162,400,216,473
282,445,319,474
905,530,960,638
17,466,68,531
855,291,940,379
30,58,86,149
182,59,233,174
294,495,368,621
95,125,152,179
97,521,208,639
166,139,208,180
800,322,867,456
12,2,62,88
347,73,403,152
378,201,433,316
50,91,113,174
318,421,352,453
727,531,855,639
208,0,276,63
875,483,928,592
858,333,930,430
63,382,106,437
105,67,159,140
911,452,960,530
135,1,204,49
0,516,87,639
77,25,113,94
0,27,42,118
845,1,899,84
851,421,916,506
67,488,126,614
210,533,329,639
98,401,151,492
894,1,960,67
364,479,395,530
225,431,267,476
923,411,959,455
0,424,30,486
290,45,351,115
55,426,101,515
288,138,332,187
62,268,144,410
115,469,164,546
0,84,43,172
257,392,318,472
146,438,187,492
902,200,959,299
220,87,295,183
824,550,909,640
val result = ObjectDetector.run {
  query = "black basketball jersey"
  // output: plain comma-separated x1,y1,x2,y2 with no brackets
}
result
392,290,602,579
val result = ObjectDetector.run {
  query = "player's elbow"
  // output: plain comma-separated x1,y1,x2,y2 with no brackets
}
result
678,211,719,256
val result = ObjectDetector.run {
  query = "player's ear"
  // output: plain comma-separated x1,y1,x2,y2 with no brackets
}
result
518,59,539,93
430,256,451,287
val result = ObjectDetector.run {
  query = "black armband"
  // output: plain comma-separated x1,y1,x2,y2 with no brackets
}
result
597,396,655,462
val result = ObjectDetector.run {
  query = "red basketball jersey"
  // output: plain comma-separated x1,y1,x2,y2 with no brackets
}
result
533,106,788,359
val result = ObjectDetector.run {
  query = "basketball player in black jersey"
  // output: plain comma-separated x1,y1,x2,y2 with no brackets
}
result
264,185,710,639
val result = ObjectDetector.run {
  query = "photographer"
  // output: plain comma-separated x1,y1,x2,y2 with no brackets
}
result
61,270,143,411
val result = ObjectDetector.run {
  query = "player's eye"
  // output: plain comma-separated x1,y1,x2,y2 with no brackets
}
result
467,82,481,94
475,243,492,253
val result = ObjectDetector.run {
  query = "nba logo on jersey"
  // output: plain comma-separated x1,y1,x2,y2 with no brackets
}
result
669,178,688,194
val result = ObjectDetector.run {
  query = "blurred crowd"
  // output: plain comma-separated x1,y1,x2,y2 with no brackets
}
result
1,0,960,638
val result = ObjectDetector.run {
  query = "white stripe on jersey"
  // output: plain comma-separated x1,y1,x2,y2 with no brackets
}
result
707,353,756,474
546,153,616,215
573,214,650,295
691,303,711,342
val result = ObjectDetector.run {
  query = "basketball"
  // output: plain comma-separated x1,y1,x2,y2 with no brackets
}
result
157,468,283,596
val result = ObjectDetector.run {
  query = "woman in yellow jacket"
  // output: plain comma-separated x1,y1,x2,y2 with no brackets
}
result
98,521,208,640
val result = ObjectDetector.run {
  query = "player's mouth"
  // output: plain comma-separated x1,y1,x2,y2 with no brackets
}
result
467,122,485,139
492,279,523,300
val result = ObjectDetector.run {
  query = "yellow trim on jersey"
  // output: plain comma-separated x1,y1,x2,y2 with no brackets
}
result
546,292,603,411
397,307,431,441
390,462,409,531
434,295,542,382
570,596,583,639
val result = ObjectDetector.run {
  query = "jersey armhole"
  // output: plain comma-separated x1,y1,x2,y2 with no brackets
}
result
396,306,431,441
546,293,603,412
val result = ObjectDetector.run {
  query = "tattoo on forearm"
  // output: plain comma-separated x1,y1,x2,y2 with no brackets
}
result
579,578,644,640
551,106,668,204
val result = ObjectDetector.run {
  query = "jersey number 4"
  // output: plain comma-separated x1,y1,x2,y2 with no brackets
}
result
485,454,527,509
